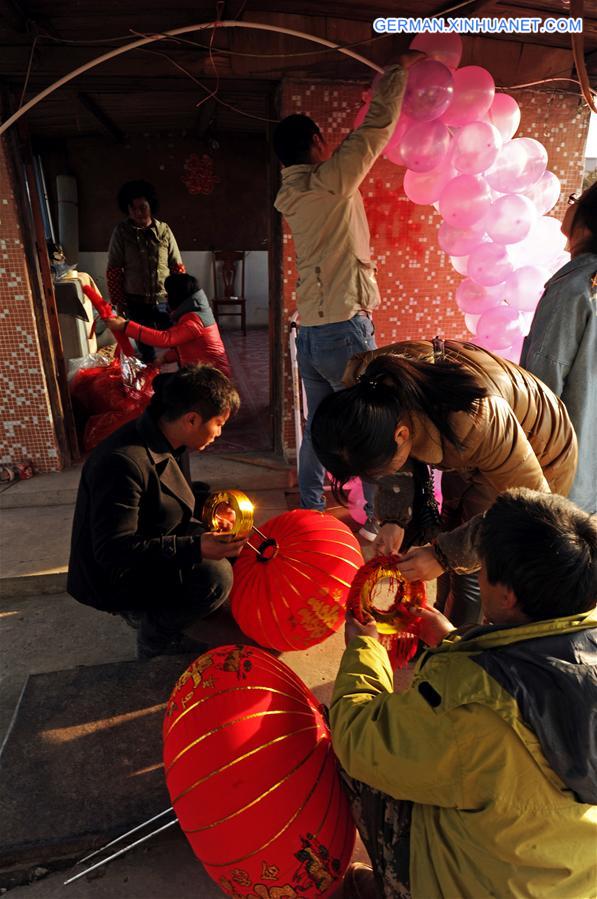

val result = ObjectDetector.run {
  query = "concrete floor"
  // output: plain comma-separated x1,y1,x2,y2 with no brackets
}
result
0,455,373,897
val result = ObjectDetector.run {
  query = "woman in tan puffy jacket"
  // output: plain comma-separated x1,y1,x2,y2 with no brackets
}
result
311,338,577,625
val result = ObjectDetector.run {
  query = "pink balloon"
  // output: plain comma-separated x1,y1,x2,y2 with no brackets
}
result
386,112,414,151
521,171,561,216
450,255,470,276
464,312,481,334
410,33,463,69
485,137,548,193
453,121,502,174
487,93,521,141
476,306,523,350
504,265,550,311
499,332,526,363
403,60,454,122
456,279,504,314
399,120,451,172
403,162,456,205
508,215,567,268
485,194,536,244
546,250,571,275
439,174,492,227
439,221,488,256
442,67,495,127
468,242,514,286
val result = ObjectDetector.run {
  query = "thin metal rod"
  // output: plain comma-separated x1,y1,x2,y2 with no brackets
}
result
251,525,268,540
244,540,260,553
77,807,174,865
64,819,178,885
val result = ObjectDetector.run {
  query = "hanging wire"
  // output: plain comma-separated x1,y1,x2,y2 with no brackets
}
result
137,46,278,123
17,33,39,108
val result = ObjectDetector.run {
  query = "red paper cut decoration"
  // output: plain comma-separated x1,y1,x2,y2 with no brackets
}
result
181,153,220,195
347,556,428,668
230,510,364,651
163,645,356,897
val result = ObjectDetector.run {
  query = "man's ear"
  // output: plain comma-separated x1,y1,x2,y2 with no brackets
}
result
183,410,202,428
501,586,519,612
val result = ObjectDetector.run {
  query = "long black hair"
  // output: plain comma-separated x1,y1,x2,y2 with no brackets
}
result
311,352,487,487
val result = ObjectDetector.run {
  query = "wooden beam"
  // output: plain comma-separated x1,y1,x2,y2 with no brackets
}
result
77,92,124,142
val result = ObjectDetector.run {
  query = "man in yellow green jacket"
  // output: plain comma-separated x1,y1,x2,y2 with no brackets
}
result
331,488,597,899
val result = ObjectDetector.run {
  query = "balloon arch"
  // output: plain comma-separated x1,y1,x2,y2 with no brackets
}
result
355,32,568,360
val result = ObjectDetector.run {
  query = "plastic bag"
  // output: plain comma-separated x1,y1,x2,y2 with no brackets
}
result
67,352,111,382
70,355,158,451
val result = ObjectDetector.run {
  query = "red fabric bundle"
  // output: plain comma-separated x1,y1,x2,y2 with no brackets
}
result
70,357,157,451
347,556,427,668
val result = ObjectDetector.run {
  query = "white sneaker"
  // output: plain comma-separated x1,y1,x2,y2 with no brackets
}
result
358,517,379,542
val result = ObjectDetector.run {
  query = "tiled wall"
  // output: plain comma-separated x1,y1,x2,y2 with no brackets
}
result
279,80,589,454
0,138,62,472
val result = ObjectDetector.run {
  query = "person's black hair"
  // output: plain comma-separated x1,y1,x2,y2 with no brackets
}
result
273,114,321,166
164,273,199,310
311,352,487,489
479,488,597,620
117,180,159,216
148,365,240,422
572,181,597,254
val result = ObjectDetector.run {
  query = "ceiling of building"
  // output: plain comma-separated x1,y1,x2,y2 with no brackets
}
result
1,0,595,139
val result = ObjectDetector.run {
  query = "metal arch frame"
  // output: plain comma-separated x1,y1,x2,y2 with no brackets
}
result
0,20,383,136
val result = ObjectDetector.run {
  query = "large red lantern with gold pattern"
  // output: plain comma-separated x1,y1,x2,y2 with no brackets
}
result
229,510,364,651
163,645,356,897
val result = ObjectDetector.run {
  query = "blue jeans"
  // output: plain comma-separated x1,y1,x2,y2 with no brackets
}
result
296,314,377,513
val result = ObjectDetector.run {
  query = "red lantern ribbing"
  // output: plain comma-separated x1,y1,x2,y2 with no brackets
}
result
230,510,364,652
163,645,356,897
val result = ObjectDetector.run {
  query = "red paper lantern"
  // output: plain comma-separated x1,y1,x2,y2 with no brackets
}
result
163,645,356,897
347,556,428,667
230,510,364,651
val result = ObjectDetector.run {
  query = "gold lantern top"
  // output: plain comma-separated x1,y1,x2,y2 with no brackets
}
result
201,490,255,540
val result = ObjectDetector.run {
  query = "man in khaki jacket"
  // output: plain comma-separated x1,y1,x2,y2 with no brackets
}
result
274,54,421,537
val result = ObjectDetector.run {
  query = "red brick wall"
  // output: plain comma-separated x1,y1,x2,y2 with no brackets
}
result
279,80,589,454
0,137,63,471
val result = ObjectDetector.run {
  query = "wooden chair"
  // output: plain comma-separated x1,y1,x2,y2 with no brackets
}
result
211,250,247,336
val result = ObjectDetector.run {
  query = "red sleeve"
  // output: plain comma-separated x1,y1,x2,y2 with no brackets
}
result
125,316,201,348
106,267,125,307
170,261,186,274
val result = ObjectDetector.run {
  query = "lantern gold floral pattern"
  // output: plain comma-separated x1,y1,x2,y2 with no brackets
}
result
163,645,356,897
230,510,364,651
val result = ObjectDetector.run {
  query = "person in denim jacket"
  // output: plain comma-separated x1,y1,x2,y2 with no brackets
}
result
520,182,597,514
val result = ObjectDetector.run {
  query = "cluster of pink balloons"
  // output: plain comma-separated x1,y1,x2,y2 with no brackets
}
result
354,33,569,360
